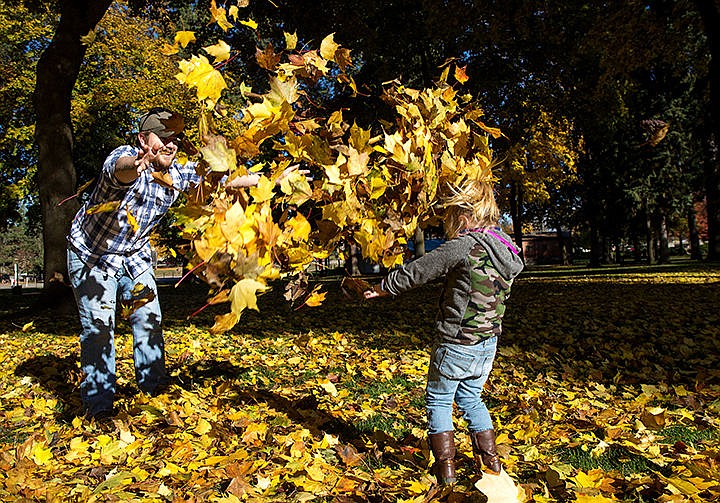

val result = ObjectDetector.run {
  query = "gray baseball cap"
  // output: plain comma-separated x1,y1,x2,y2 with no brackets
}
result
138,107,185,139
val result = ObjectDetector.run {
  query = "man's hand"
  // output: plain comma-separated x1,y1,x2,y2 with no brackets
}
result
225,164,311,190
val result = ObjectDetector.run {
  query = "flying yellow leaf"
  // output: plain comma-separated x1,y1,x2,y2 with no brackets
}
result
176,54,228,103
228,5,239,20
240,18,258,30
203,40,231,63
86,200,121,215
210,311,240,334
249,176,275,203
230,277,268,314
284,31,298,51
304,286,327,307
200,135,237,173
126,204,138,233
320,33,339,61
285,214,311,242
21,321,34,333
175,31,196,48
210,0,233,31
454,64,469,84
151,171,177,190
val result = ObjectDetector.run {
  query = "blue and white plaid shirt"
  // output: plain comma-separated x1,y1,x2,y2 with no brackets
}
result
68,145,201,279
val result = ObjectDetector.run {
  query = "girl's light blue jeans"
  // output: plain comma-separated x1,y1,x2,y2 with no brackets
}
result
425,337,498,434
67,247,167,416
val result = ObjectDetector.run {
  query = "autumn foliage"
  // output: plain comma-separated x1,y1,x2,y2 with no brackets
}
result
1,267,719,501
165,16,503,334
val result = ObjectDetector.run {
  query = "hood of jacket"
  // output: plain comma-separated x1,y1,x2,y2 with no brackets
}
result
468,228,525,280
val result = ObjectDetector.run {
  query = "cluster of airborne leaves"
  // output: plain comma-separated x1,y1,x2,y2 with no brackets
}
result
1,268,719,502
161,7,502,333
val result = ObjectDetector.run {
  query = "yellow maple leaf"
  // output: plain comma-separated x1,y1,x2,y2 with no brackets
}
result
210,311,240,334
249,176,275,203
304,287,327,307
575,495,618,503
200,135,237,173
318,378,338,397
454,64,469,84
306,460,327,482
240,18,258,30
203,40,231,63
320,33,339,61
176,54,228,103
32,443,53,465
228,5,239,20
194,417,213,435
230,278,267,314
161,43,179,56
86,200,121,215
285,214,311,242
474,469,523,502
210,0,233,31
126,204,139,233
21,321,34,333
175,31,196,48
284,31,298,51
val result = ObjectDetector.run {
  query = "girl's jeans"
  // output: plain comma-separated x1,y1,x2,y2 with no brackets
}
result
67,248,167,416
425,336,498,434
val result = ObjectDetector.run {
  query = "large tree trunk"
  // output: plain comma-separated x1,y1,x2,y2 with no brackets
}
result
688,203,703,260
695,0,720,261
644,206,655,265
509,182,525,260
33,0,112,286
657,212,670,264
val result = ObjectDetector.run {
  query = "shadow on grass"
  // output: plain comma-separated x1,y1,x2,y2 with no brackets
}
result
170,358,420,459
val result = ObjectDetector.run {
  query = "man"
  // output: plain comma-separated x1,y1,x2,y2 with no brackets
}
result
67,107,262,418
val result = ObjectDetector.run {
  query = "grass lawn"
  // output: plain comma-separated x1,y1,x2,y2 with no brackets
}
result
1,262,719,502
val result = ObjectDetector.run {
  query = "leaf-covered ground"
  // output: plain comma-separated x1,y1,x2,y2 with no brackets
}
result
1,263,719,502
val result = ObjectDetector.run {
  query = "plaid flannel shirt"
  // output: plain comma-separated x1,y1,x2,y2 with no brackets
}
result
68,145,201,279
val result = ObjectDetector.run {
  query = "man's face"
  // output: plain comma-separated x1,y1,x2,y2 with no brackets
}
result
139,132,180,170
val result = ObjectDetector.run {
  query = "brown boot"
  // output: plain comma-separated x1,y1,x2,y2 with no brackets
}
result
470,429,502,475
428,431,457,485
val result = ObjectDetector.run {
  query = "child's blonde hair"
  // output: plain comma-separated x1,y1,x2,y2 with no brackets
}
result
442,179,500,239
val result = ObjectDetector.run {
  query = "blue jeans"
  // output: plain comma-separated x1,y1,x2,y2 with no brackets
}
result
67,248,167,416
425,337,497,434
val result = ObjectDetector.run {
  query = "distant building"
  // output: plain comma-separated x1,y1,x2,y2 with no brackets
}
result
521,231,573,265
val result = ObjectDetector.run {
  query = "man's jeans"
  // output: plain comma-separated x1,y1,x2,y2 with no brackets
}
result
67,248,166,416
425,337,498,434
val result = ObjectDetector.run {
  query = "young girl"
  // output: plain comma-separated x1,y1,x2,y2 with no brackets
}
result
364,179,524,484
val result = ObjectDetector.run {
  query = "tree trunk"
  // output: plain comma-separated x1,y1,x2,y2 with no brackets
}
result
589,222,602,267
657,212,670,264
33,0,112,286
509,182,525,260
688,204,703,260
645,208,655,265
695,0,720,261
555,226,570,265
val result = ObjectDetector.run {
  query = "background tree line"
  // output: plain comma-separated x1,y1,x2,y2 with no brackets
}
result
1,0,719,284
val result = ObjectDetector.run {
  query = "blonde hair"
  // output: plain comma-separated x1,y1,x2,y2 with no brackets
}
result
442,179,500,239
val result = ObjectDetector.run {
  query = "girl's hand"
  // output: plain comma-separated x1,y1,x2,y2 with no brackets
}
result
363,283,389,299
